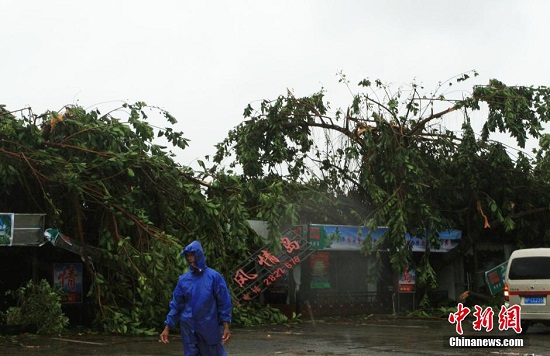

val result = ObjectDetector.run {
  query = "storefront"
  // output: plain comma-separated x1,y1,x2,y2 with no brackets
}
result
297,224,463,316
0,213,90,325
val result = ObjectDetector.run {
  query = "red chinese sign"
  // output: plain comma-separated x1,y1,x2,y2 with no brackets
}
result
53,263,83,303
397,264,416,293
230,227,314,302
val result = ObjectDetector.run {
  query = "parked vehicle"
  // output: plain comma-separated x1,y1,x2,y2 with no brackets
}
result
504,248,550,333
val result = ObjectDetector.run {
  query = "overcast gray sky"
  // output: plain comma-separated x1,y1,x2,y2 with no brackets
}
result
2,0,548,169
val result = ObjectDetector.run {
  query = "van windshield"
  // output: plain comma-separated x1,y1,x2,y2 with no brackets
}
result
509,257,550,280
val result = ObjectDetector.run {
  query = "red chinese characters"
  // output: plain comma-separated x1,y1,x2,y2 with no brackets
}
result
257,250,280,267
281,237,300,253
232,233,308,302
57,264,77,292
233,269,258,288
241,285,263,301
498,305,522,333
448,303,471,335
472,305,494,332
448,304,522,334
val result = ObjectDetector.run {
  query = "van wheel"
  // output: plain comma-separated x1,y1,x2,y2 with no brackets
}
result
520,321,530,334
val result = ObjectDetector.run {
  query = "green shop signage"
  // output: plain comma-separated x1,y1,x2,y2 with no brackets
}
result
485,261,508,295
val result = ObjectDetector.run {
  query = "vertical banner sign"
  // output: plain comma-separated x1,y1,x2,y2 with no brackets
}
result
230,228,315,302
0,213,15,246
309,251,331,289
398,264,416,293
53,263,83,303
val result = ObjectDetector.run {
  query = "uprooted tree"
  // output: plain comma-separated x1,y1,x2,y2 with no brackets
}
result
214,72,550,305
0,103,277,334
2,72,550,329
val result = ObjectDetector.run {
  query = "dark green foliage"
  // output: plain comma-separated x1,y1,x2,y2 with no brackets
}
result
214,73,550,295
232,303,296,327
4,279,69,334
0,103,265,334
1,73,550,333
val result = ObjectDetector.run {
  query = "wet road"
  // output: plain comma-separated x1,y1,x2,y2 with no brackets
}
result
1,315,549,355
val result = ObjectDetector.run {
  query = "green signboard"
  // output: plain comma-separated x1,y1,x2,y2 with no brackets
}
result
484,261,508,295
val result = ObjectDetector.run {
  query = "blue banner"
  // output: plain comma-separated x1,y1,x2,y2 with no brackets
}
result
308,224,461,252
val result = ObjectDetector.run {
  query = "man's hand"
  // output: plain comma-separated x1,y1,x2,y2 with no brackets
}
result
159,325,170,343
222,322,231,345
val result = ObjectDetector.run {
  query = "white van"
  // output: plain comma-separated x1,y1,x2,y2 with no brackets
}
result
504,248,550,333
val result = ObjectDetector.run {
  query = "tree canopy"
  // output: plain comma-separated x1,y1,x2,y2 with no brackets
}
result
1,72,550,329
214,73,550,299
0,103,267,333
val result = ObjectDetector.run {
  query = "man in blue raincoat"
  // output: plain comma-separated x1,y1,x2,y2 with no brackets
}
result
160,240,232,355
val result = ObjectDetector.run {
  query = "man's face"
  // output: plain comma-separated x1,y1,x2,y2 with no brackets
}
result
185,252,196,267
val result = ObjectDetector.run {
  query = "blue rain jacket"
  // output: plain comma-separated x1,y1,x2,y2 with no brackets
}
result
164,241,232,346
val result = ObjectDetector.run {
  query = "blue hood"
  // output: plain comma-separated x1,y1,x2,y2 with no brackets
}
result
181,240,208,272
